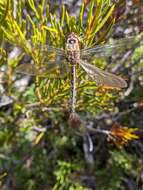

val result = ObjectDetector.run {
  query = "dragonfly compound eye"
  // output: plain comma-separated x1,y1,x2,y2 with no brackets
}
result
68,39,77,44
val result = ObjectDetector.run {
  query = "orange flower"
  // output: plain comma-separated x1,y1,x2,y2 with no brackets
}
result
109,123,139,148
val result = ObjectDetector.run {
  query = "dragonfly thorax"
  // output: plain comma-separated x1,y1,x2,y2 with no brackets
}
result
65,32,80,64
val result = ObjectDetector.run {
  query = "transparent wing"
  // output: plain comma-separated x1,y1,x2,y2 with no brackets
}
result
16,45,69,78
16,60,69,78
81,36,139,59
36,45,65,56
79,60,127,88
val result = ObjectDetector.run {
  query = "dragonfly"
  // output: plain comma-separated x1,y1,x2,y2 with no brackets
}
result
16,32,138,114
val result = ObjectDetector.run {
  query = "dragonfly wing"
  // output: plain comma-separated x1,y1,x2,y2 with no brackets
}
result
16,64,40,76
35,44,65,57
79,60,127,88
16,58,69,78
16,45,69,78
81,36,140,59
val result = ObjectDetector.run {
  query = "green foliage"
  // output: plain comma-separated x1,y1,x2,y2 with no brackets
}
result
1,0,119,115
96,150,138,190
53,161,89,190
0,0,143,189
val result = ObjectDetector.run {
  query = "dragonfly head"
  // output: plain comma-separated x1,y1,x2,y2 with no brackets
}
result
66,32,80,51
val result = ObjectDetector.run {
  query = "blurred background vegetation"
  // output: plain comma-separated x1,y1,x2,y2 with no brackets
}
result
0,0,143,189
